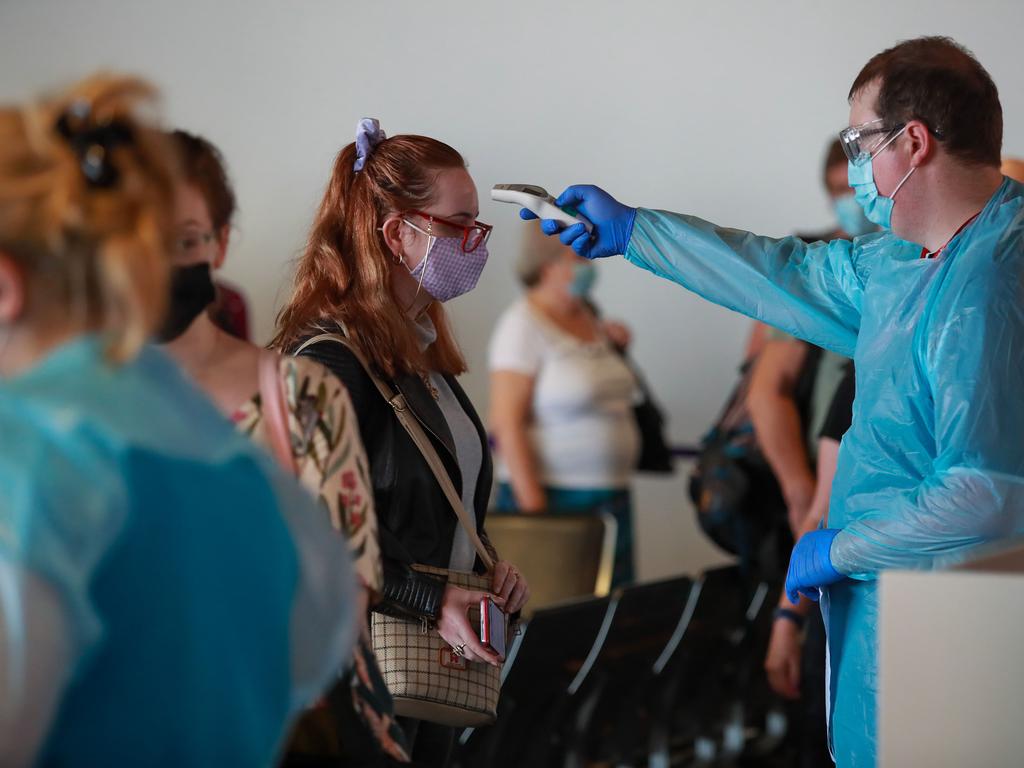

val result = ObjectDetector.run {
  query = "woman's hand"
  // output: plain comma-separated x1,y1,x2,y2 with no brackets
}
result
492,560,530,615
764,617,803,699
602,319,632,352
436,585,503,667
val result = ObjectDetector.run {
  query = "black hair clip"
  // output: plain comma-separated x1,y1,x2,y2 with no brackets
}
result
55,101,134,188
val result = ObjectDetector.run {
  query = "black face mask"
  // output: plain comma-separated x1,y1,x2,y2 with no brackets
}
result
156,262,216,342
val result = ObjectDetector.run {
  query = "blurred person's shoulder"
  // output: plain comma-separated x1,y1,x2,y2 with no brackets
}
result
489,297,553,374
763,326,800,345
278,354,357,433
0,390,128,522
283,353,346,394
0,372,130,640
492,296,541,333
2,336,272,480
490,297,545,347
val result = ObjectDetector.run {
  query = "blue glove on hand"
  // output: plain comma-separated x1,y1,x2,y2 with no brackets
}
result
519,185,637,259
785,528,845,604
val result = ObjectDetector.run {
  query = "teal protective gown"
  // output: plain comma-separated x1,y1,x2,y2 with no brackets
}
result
0,337,354,767
624,178,1024,766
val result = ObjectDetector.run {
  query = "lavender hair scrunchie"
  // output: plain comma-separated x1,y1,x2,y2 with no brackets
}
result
353,117,387,172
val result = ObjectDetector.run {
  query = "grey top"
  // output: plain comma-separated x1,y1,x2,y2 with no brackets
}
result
414,315,482,572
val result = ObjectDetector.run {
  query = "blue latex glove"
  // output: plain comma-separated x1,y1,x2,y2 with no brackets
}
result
519,184,637,259
785,528,845,603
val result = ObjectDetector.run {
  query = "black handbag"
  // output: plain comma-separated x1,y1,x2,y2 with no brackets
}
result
584,297,674,475
627,359,675,474
688,346,823,575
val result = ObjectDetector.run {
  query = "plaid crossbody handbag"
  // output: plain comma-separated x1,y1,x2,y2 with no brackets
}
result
297,332,504,728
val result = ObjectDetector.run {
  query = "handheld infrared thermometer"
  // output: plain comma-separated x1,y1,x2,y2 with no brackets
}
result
491,184,593,233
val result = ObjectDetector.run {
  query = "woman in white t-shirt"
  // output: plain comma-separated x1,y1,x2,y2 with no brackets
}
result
489,226,640,586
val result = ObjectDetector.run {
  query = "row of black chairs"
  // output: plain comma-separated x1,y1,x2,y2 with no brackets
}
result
453,566,790,768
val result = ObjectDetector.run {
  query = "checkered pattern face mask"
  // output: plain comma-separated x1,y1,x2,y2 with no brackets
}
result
403,220,489,303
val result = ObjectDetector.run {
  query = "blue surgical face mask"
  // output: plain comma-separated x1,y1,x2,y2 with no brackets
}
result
568,262,597,298
848,125,915,230
833,193,875,237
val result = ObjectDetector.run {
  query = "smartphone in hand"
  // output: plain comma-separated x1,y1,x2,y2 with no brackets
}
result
479,597,507,661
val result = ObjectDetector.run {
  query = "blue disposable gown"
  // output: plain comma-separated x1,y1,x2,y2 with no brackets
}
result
0,337,355,767
624,178,1024,766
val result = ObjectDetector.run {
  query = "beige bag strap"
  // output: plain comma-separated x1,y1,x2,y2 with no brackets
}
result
258,350,298,476
296,332,495,571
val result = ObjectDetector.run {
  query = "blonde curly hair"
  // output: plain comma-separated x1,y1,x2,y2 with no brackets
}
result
0,73,178,362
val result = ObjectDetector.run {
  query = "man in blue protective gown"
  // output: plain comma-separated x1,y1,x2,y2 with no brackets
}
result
524,37,1024,767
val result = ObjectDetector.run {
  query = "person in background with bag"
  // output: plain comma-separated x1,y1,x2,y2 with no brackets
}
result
489,223,641,587
749,138,864,768
747,138,868,540
765,361,854,768
273,119,530,767
159,131,409,765
0,74,355,767
686,335,820,580
689,145,862,583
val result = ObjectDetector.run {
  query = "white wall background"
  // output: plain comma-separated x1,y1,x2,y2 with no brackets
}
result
3,0,1022,580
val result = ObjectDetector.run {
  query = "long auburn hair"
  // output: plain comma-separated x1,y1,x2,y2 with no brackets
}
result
273,134,469,378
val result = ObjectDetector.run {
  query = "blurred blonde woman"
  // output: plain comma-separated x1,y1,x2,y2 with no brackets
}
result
0,76,355,767
489,224,639,586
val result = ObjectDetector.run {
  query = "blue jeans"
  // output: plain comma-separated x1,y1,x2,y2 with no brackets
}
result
494,483,635,587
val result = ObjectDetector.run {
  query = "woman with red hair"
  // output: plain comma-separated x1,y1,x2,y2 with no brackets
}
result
275,120,529,765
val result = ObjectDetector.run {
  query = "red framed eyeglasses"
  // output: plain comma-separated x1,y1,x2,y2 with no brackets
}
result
407,210,493,253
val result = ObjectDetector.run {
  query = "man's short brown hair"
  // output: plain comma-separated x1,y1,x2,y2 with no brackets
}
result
850,36,1002,167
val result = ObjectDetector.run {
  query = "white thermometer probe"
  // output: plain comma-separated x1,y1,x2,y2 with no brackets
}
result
491,184,593,233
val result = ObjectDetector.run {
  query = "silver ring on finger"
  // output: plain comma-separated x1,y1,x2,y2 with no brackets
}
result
452,643,466,657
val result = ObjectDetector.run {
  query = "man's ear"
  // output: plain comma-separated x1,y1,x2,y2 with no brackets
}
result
0,253,25,323
905,120,936,168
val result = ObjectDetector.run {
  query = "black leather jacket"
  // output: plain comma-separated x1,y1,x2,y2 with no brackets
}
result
296,331,495,623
